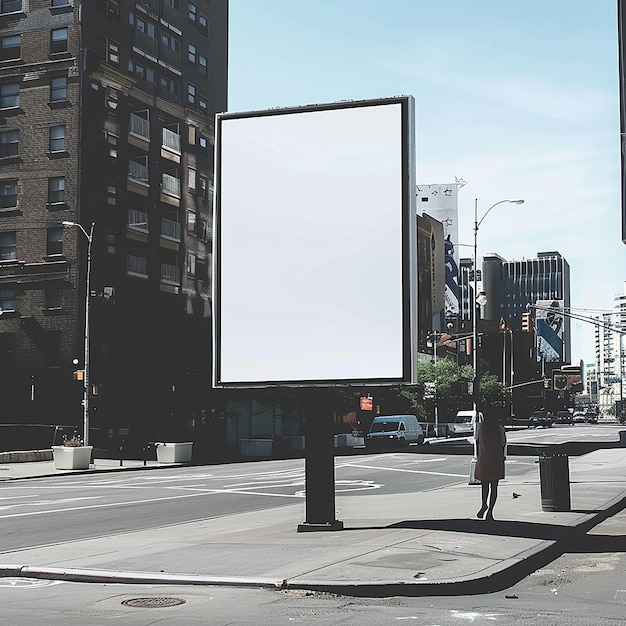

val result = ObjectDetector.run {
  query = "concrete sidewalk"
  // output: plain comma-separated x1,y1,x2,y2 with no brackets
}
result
1,449,626,596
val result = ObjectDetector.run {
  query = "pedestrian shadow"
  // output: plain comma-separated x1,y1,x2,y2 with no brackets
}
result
343,518,572,541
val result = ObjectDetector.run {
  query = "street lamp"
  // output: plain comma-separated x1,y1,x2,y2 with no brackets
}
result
472,199,524,412
62,221,95,446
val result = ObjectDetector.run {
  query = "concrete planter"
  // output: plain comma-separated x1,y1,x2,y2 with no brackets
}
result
155,442,193,464
334,434,365,448
240,438,272,457
52,446,93,470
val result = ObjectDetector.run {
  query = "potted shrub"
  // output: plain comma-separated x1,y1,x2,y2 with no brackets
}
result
52,433,93,470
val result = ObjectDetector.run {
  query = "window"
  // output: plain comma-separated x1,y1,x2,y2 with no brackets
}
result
187,83,195,105
188,125,196,145
106,183,116,206
50,28,68,54
159,76,180,103
107,39,119,64
0,287,15,312
197,218,207,241
0,34,21,61
128,59,154,83
188,43,196,64
49,125,66,152
198,14,208,37
106,0,119,19
199,175,208,200
188,166,196,190
199,96,207,112
135,16,155,37
186,209,196,234
106,231,116,255
45,287,62,310
1,1,21,14
186,252,196,277
0,231,16,260
0,82,19,109
198,54,207,77
199,135,207,150
48,176,65,204
188,2,196,22
106,132,118,158
50,75,67,101
161,32,179,53
47,227,63,256
51,0,71,6
0,180,17,209
0,130,18,158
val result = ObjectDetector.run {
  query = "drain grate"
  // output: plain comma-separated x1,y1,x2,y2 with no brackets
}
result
121,596,186,608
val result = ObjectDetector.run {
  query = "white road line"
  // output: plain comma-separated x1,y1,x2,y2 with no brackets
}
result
340,462,466,478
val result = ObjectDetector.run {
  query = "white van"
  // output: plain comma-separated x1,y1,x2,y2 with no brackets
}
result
448,410,482,437
365,415,424,447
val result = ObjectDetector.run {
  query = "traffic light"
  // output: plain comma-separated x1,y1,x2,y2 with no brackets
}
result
521,312,531,332
553,372,568,391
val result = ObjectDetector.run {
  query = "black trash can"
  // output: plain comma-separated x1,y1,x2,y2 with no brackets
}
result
537,453,571,512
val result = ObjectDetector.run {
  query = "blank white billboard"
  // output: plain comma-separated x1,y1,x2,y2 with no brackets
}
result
213,96,416,387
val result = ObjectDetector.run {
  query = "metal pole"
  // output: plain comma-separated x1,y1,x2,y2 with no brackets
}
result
63,221,94,446
433,332,439,436
83,222,94,446
473,199,479,413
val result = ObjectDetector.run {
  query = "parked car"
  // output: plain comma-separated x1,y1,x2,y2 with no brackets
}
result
365,415,425,447
555,410,574,424
572,411,586,423
528,410,553,428
447,410,481,437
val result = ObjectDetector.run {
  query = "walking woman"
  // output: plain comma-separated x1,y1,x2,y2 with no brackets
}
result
475,408,507,521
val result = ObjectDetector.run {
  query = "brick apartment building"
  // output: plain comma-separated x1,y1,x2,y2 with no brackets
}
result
0,0,228,454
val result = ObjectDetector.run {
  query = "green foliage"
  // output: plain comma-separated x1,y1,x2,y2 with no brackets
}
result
399,356,509,421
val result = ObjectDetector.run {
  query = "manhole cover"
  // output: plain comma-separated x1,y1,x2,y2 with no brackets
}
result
121,597,186,608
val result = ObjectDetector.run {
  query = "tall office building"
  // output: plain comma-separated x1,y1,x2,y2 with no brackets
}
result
416,182,464,326
0,1,228,451
594,282,626,415
483,251,571,365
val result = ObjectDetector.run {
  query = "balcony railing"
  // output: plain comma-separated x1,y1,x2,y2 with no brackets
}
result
157,85,180,105
128,209,149,233
134,29,157,58
127,254,148,277
161,172,181,198
161,216,181,241
159,44,181,70
160,262,180,285
162,128,180,153
129,113,150,142
128,160,149,185
161,1,181,28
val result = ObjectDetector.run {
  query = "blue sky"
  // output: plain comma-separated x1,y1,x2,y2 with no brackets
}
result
227,0,625,366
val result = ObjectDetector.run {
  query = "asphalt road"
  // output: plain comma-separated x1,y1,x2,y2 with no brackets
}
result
0,424,624,624
0,452,539,553
2,423,621,554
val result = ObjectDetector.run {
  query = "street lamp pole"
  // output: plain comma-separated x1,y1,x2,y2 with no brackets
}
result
472,199,524,413
63,221,94,446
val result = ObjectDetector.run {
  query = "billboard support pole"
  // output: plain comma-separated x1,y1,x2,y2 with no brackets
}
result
298,389,344,532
